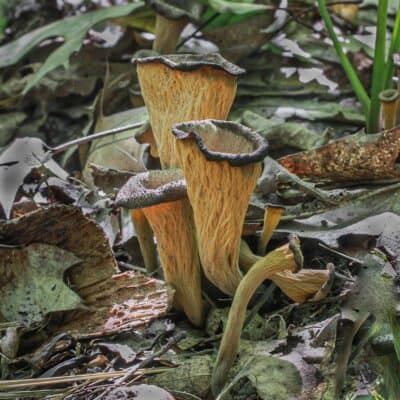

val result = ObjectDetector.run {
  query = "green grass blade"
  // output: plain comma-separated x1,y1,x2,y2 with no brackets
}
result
368,0,389,133
317,0,370,116
383,6,400,89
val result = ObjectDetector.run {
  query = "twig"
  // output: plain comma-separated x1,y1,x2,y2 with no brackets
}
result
0,368,168,390
243,284,275,329
176,13,220,50
93,332,187,400
49,121,145,155
118,331,186,384
318,243,363,265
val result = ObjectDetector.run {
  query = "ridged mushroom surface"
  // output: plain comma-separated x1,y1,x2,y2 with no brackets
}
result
134,54,245,168
172,119,268,295
116,169,204,326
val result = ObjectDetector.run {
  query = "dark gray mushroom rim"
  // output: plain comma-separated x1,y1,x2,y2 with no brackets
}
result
172,119,269,167
145,0,203,21
133,53,245,76
116,169,187,209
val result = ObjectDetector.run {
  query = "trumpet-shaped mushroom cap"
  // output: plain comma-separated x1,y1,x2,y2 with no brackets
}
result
134,53,245,76
172,119,268,165
145,0,203,22
135,54,244,168
116,169,186,209
171,119,268,295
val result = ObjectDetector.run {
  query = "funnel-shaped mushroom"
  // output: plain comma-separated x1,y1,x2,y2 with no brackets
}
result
135,54,245,168
257,204,285,255
172,120,268,295
211,243,296,396
146,0,203,54
116,169,203,327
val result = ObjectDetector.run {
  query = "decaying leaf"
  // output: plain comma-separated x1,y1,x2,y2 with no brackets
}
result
0,243,82,325
147,355,212,399
244,355,304,400
105,384,176,400
0,205,117,300
241,110,330,151
279,127,400,182
0,138,68,218
97,342,137,365
59,271,172,336
83,108,148,187
278,212,400,258
0,206,173,337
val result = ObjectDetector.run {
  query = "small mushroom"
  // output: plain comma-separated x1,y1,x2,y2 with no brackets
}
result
134,53,245,167
211,243,297,396
379,89,399,130
240,240,332,303
257,204,285,255
145,0,203,53
116,169,203,326
131,209,158,274
172,119,268,295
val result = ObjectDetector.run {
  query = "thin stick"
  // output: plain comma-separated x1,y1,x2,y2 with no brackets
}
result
93,332,186,400
49,121,145,155
0,368,167,390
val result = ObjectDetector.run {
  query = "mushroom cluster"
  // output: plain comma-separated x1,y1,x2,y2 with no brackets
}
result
117,51,331,397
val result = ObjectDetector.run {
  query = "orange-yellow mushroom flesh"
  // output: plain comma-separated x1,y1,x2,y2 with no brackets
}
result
116,169,203,327
257,204,285,255
135,54,245,168
172,119,268,295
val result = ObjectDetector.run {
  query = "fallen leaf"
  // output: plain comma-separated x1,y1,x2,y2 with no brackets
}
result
241,110,329,151
279,127,400,182
0,243,82,325
83,108,147,188
0,138,68,218
277,212,400,258
97,342,137,365
0,205,117,300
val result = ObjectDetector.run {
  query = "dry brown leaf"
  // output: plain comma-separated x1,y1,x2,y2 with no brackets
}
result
278,127,400,182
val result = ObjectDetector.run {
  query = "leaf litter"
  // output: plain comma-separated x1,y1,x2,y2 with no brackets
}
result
0,1,400,399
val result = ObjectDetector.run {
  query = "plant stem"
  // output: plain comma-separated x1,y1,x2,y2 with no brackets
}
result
317,0,370,116
368,0,388,133
383,6,400,89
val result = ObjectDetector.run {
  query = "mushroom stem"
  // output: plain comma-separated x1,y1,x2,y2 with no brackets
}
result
153,14,187,53
211,243,296,396
379,89,400,130
143,198,204,326
239,239,259,272
239,239,331,303
257,204,284,255
131,209,158,274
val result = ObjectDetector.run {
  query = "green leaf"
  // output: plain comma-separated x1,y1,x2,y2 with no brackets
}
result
0,243,82,325
0,0,7,40
0,3,144,93
207,0,273,15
